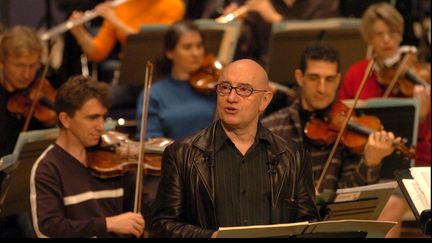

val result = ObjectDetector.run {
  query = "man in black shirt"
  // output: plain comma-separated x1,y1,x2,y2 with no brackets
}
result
0,26,48,158
151,59,319,238
0,25,49,238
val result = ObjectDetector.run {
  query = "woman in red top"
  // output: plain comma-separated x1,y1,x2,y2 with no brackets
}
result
339,2,430,237
340,2,430,167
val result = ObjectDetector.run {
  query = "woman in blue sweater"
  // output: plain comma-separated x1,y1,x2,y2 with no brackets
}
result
136,20,216,140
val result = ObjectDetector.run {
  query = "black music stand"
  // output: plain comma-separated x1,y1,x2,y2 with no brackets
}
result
395,169,431,235
0,128,58,216
266,18,367,86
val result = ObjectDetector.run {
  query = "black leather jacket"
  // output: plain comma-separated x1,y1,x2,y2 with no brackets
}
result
150,121,319,238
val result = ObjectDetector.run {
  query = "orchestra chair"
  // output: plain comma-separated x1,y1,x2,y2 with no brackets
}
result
267,18,367,87
0,128,58,216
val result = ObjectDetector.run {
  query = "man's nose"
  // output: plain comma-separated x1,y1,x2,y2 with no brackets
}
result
191,46,202,56
226,87,238,101
317,78,326,93
96,118,105,131
23,66,33,79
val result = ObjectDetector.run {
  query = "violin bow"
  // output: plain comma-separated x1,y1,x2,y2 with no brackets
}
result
315,58,376,193
382,52,411,98
21,48,53,132
134,61,153,214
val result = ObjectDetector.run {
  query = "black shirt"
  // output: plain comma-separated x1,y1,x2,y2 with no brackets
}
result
0,85,50,158
214,122,271,227
0,86,23,158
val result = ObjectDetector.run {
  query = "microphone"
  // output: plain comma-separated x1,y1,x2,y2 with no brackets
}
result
266,159,278,175
404,69,429,87
204,152,215,167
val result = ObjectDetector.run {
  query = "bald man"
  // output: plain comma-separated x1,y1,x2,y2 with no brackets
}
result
150,59,319,238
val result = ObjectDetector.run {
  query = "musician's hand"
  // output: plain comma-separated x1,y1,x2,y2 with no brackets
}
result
95,2,118,24
363,131,399,167
69,11,87,36
222,2,239,16
106,212,145,237
94,1,136,35
414,85,431,122
246,0,282,23
69,10,84,21
283,0,296,7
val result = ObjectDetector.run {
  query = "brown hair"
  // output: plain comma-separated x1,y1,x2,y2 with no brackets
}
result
359,2,404,42
0,25,43,60
54,75,111,127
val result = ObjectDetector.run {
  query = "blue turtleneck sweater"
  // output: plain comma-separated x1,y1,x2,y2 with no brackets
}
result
136,76,216,140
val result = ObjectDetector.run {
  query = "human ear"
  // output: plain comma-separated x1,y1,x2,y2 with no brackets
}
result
294,69,304,87
58,112,71,128
259,91,274,112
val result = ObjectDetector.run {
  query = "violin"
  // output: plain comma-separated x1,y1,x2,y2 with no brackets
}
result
189,53,222,93
7,78,57,127
304,101,416,159
375,46,431,97
86,131,174,179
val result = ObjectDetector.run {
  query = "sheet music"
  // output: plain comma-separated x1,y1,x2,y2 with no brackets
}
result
410,167,431,207
402,179,429,216
217,221,309,238
335,181,398,194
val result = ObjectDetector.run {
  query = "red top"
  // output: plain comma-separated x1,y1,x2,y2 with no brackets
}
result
340,59,430,166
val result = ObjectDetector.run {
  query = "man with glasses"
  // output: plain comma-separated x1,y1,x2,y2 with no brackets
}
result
262,42,396,195
150,59,320,238
0,25,48,237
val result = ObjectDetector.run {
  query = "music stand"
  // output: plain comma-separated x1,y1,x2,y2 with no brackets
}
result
317,181,398,222
119,20,240,88
0,128,59,216
266,18,367,86
394,168,431,235
193,19,241,65
343,98,419,179
117,24,168,87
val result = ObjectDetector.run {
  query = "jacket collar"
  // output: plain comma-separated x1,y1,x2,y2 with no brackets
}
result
191,120,290,206
193,120,286,158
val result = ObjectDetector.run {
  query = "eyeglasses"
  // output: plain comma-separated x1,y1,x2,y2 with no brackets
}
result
215,82,267,97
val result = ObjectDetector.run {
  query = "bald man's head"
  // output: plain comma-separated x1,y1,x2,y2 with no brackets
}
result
216,59,273,131
219,59,269,90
